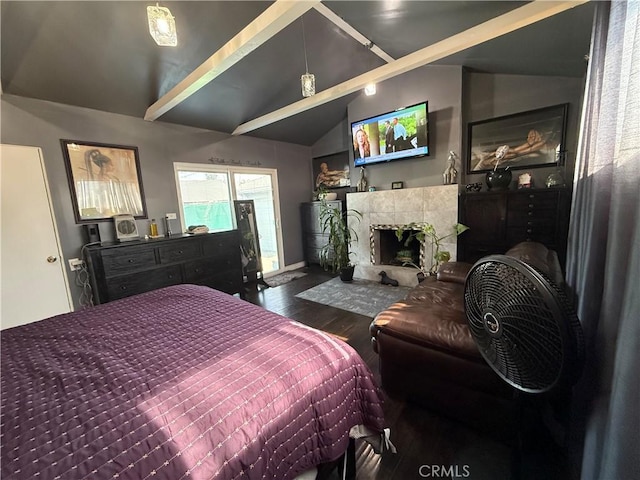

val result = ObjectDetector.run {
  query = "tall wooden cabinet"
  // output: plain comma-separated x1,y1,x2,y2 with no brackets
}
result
300,200,344,265
85,231,243,304
458,188,571,268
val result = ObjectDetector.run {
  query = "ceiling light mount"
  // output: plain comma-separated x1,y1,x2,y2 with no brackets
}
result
147,3,177,47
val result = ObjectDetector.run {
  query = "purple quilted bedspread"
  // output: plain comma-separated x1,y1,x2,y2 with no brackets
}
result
1,285,384,479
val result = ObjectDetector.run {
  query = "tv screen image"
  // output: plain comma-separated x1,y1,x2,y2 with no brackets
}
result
351,101,429,167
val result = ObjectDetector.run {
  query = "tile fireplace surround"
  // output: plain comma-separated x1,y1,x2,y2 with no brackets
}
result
347,185,459,287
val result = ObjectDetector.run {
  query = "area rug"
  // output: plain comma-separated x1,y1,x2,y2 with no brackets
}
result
266,271,307,287
295,277,412,318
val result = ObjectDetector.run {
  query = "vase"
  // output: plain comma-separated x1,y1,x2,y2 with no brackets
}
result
545,168,566,188
486,168,512,191
319,192,337,201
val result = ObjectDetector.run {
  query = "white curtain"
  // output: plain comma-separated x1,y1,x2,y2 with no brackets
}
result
565,1,640,479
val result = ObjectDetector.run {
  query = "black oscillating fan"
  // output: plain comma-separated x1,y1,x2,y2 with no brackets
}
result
464,255,585,478
464,255,584,394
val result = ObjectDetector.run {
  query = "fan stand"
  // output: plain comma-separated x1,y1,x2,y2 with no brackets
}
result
507,383,577,479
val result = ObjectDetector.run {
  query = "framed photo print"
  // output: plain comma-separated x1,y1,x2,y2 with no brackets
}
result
467,104,568,173
313,152,350,190
61,140,147,223
391,181,404,189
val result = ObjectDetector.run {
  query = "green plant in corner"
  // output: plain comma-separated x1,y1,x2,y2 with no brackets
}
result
318,199,362,280
395,222,469,275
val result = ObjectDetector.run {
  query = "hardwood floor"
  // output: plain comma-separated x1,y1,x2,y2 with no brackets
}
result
243,266,572,480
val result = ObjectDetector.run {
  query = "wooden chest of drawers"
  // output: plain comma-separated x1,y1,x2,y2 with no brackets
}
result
300,200,344,265
459,188,571,268
85,231,243,304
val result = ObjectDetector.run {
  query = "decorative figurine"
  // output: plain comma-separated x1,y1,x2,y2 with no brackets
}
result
443,151,458,184
357,166,368,192
379,271,399,287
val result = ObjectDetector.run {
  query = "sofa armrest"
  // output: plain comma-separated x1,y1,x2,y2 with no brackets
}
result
436,262,473,284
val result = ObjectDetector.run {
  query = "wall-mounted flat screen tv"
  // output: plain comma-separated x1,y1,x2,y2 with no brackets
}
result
351,101,429,167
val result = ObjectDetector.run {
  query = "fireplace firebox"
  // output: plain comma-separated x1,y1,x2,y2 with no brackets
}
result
370,224,425,270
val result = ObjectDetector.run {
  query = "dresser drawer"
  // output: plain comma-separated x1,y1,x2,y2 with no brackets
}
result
184,257,239,282
506,226,556,245
194,272,243,295
202,232,240,259
158,241,201,264
106,265,182,300
102,247,156,276
305,233,329,250
508,191,559,210
507,213,557,227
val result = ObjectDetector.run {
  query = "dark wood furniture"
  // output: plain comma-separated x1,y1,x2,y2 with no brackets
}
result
85,231,243,304
300,200,344,265
458,187,571,268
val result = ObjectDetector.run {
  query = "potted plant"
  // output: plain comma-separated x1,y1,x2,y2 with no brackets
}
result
395,222,469,276
318,200,362,282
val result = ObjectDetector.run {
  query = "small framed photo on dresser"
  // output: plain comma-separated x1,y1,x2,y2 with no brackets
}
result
391,181,404,190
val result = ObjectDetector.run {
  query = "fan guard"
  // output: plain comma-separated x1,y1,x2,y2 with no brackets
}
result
464,255,584,394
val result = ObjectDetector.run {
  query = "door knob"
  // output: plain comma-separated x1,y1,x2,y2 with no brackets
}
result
47,256,58,263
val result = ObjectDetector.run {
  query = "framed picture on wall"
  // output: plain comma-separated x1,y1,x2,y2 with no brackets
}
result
313,152,350,190
467,104,569,173
61,140,147,223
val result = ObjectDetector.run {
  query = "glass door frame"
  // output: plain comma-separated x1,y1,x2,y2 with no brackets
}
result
173,162,285,276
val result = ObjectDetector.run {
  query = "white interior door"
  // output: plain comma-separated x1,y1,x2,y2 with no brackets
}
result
1,144,72,328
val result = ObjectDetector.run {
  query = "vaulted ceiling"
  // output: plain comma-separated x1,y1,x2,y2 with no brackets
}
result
1,1,595,146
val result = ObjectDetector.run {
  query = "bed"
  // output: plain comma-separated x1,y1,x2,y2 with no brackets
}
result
1,284,385,479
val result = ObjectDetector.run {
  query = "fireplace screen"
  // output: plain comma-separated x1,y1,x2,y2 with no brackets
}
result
370,224,425,269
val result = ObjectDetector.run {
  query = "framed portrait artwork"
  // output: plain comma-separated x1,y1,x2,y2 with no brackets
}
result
467,104,569,174
61,140,147,223
312,152,350,190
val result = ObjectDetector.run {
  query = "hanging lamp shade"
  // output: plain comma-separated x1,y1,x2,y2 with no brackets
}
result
301,73,316,97
147,4,177,46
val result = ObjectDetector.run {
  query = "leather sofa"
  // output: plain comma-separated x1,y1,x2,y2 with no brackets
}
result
369,241,564,437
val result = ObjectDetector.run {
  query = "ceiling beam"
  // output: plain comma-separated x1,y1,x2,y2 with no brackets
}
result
144,0,320,122
233,0,589,136
313,3,395,63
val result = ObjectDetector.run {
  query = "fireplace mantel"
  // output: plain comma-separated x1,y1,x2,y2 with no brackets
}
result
346,185,459,286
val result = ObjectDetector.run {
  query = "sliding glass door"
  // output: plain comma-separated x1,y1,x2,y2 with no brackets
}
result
174,163,283,275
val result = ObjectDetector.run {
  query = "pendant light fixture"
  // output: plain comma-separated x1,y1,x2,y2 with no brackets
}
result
147,3,177,47
363,43,377,96
300,18,315,97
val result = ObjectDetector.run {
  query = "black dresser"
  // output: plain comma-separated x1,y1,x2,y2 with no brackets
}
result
85,231,243,304
300,200,344,265
458,188,571,268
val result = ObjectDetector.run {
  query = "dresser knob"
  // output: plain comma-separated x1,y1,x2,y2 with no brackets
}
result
529,194,535,199
128,259,134,263
527,228,533,234
528,204,534,208
528,212,533,216
120,286,127,290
